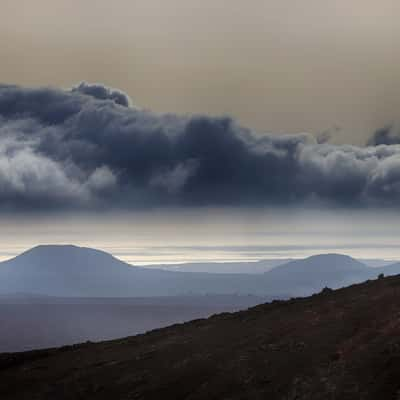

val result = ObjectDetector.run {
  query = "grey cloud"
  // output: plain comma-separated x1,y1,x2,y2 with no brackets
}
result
71,82,132,107
0,137,87,209
0,83,400,211
367,126,400,146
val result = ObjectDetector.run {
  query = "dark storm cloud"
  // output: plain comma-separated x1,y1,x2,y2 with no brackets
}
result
1,83,400,211
71,82,131,107
367,126,400,146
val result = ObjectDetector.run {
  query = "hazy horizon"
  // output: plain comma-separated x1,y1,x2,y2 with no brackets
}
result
1,209,399,265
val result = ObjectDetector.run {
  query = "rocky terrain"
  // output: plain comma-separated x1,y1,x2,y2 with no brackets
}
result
2,273,400,399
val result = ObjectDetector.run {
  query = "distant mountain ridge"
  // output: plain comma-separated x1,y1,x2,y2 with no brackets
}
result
146,259,294,274
264,254,369,296
0,245,396,298
0,245,268,297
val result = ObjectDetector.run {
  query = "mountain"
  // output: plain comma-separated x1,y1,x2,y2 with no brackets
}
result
380,262,400,277
147,259,294,274
264,254,372,296
0,245,271,297
0,245,150,297
0,245,382,298
144,258,393,274
2,273,400,399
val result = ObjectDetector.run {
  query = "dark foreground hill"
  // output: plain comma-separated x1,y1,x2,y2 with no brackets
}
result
2,274,400,399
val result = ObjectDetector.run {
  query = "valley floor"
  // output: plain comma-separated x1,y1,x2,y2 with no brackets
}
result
0,295,263,352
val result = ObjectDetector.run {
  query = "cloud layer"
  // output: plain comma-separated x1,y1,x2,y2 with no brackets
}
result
367,126,400,146
0,82,399,211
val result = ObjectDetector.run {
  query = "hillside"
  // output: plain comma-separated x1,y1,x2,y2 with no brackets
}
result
2,274,400,399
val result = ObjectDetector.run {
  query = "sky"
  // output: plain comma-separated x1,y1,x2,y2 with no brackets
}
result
1,1,400,263
2,0,400,144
